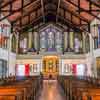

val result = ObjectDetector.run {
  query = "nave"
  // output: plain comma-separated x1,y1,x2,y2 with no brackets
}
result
0,76,100,100
37,80,66,100
1,0,100,100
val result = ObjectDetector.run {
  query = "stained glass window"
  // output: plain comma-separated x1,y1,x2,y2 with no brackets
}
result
19,38,28,53
0,23,10,49
91,24,100,49
40,32,46,49
47,31,55,50
55,32,62,52
0,60,7,78
39,25,63,52
85,35,90,53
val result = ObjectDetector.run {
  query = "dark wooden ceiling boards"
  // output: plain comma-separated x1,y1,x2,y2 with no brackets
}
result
0,0,100,32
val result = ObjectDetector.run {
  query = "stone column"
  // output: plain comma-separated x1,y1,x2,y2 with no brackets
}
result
82,32,86,53
33,31,39,51
89,34,93,53
55,32,62,52
64,32,68,51
28,31,32,49
89,34,97,77
16,33,19,54
69,31,74,50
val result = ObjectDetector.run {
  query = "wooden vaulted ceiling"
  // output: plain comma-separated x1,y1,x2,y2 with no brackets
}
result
0,0,100,32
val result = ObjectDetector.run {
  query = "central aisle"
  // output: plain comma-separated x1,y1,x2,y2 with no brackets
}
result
37,80,66,100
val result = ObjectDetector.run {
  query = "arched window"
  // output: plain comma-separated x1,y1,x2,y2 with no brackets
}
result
39,25,63,52
85,35,90,53
0,59,7,78
11,35,16,53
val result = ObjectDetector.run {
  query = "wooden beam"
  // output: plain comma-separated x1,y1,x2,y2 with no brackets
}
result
52,12,85,32
41,0,45,23
52,2,89,24
12,4,41,24
0,0,39,21
86,0,100,8
21,0,24,14
16,12,50,31
64,0,100,20
78,0,81,14
0,0,17,9
11,0,40,24
56,0,61,23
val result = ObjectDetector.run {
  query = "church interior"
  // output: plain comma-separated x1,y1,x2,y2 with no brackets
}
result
0,0,100,100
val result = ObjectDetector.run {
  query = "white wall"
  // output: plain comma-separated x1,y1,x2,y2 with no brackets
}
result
60,59,88,76
9,53,16,75
16,59,42,75
0,14,17,76
91,14,100,26
0,48,9,60
93,48,100,58
86,13,100,77
85,53,95,77
0,43,17,76
0,15,10,25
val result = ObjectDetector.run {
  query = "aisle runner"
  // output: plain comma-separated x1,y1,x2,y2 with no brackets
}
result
38,80,66,100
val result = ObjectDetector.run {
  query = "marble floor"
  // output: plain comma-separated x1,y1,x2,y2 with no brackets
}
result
37,80,66,100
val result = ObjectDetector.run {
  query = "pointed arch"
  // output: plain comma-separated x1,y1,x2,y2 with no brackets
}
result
11,34,17,53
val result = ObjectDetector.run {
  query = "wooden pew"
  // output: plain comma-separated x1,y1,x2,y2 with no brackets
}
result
0,76,43,100
58,76,100,100
0,88,23,100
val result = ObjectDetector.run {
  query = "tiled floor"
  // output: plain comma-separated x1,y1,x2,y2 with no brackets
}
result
37,80,66,100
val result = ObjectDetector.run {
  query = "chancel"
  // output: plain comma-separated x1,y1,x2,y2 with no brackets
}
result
0,0,100,100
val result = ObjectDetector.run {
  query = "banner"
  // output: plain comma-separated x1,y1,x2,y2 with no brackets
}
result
16,64,29,76
16,64,25,76
25,64,29,76
72,64,77,75
76,64,85,76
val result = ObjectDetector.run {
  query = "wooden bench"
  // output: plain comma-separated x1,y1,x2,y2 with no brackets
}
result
0,76,43,100
58,76,100,100
0,88,23,100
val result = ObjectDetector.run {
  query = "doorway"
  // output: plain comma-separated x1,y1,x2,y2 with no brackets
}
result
42,56,59,79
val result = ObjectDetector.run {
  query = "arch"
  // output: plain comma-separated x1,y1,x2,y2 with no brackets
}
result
11,34,17,53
